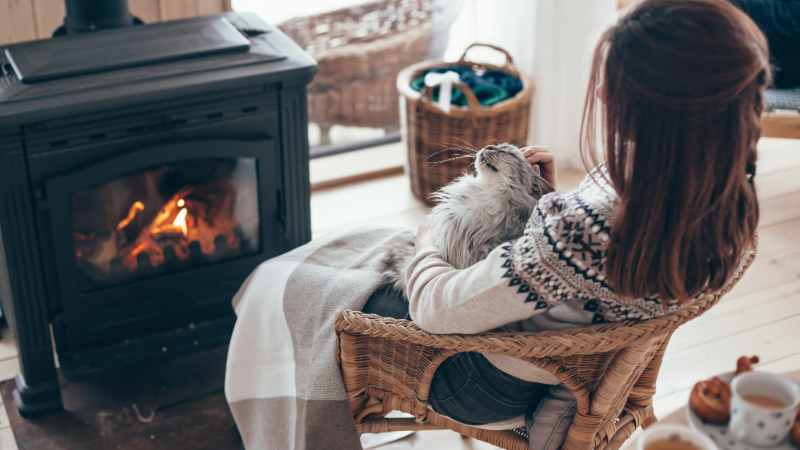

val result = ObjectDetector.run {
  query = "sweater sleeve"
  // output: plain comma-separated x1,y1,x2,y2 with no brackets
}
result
404,244,533,334
405,204,567,334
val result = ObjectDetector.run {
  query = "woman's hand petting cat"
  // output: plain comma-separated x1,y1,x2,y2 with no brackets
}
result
522,146,557,188
415,215,435,253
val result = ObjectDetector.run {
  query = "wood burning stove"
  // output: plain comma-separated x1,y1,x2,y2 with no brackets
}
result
0,5,316,418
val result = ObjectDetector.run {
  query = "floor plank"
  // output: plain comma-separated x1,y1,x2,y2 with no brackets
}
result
0,329,16,363
0,361,18,386
757,137,800,175
0,401,7,431
311,176,430,238
756,218,800,257
0,427,17,450
723,247,800,301
756,165,800,201
759,190,800,228
758,351,800,374
668,280,800,354
309,142,405,186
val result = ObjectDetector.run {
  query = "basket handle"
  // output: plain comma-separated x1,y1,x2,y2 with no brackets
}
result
457,43,520,77
417,79,481,127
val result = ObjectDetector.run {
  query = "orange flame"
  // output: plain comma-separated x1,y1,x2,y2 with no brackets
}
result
173,208,188,236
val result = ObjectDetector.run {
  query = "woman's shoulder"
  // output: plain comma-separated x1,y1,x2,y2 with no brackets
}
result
512,164,684,323
532,164,617,228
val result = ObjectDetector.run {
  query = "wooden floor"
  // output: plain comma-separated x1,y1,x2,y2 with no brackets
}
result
2,137,800,449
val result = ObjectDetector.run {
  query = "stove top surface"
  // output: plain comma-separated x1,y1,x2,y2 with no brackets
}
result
0,12,316,125
6,17,258,84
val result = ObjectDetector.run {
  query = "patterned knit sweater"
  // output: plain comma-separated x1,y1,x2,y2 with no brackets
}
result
405,167,683,384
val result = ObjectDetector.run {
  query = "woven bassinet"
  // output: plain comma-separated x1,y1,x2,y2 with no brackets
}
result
278,0,459,144
335,242,757,450
397,43,535,205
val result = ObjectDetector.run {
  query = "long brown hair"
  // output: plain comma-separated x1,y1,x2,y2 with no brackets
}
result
581,0,770,303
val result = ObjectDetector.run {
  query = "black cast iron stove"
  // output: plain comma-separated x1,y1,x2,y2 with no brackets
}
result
0,1,316,418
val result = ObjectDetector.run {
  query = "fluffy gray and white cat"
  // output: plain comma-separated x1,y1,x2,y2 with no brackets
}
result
384,143,555,296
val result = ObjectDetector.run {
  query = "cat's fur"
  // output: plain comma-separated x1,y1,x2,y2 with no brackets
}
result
384,143,555,296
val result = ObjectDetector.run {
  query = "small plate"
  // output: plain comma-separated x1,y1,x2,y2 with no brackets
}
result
685,371,799,450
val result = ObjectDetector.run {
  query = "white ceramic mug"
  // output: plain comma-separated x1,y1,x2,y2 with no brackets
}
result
637,424,717,450
729,371,800,446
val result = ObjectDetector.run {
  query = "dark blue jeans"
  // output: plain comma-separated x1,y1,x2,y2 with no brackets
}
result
363,286,549,425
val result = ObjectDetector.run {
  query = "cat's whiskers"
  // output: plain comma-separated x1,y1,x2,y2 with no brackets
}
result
426,146,474,161
429,154,477,166
449,136,480,153
437,142,478,153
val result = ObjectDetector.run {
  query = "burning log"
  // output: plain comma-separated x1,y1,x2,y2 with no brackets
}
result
163,246,177,269
110,257,123,274
136,252,152,271
213,234,228,258
189,241,204,264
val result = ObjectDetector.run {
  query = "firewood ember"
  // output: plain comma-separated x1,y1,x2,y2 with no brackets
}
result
136,252,152,270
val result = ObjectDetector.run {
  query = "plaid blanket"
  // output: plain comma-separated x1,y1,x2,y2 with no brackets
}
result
225,227,412,450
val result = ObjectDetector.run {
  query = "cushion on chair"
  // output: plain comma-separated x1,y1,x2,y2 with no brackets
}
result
525,384,578,450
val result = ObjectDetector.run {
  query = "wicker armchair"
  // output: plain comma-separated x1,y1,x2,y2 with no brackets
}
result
334,244,756,450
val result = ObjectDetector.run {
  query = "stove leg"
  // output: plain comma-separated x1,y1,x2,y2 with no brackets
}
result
12,372,63,418
0,146,64,418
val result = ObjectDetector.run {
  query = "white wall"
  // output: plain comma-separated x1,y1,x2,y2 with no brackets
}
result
494,0,618,170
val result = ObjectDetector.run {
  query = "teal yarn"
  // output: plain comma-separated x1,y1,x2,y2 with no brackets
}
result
410,76,509,107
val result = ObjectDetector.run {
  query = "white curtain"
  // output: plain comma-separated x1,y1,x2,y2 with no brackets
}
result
454,0,618,170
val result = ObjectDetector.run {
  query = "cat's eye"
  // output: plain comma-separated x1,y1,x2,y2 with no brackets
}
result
533,185,540,193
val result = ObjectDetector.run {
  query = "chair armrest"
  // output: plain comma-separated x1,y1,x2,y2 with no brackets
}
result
335,310,655,359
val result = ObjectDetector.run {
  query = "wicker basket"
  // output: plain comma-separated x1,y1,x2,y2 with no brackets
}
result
278,0,459,145
397,43,535,205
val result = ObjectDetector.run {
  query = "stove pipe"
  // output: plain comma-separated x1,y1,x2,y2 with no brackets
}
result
60,0,136,34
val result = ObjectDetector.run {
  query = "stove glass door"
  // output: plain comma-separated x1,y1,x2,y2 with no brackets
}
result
70,157,260,291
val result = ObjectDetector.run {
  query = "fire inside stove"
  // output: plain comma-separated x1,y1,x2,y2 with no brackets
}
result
70,158,260,291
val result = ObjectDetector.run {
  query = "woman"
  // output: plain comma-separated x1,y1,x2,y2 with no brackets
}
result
364,0,768,431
